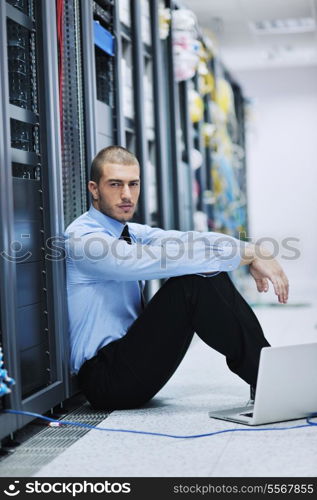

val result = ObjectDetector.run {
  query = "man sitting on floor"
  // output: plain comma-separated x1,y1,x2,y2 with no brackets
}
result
64,146,289,410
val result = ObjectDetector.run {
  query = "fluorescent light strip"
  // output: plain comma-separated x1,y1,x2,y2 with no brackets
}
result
249,17,316,35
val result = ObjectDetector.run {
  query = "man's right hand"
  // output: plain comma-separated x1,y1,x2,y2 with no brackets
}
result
240,244,289,304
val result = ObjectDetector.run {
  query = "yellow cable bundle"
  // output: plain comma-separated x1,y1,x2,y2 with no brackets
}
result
188,89,204,123
211,165,223,197
199,72,215,96
201,122,216,147
215,78,234,117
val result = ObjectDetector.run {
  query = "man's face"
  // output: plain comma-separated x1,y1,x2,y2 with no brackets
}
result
88,162,140,223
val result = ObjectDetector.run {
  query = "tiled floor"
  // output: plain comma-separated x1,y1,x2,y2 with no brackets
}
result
33,281,317,477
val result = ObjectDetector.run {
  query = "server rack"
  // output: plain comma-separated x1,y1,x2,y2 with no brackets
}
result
92,0,116,152
116,0,175,296
185,45,217,231
58,0,89,228
136,0,161,296
230,77,249,240
212,58,248,240
192,75,202,213
174,35,249,239
0,0,20,440
113,0,191,232
165,0,188,230
149,0,170,230
0,0,67,441
203,55,216,230
63,0,117,397
178,79,195,230
59,0,116,231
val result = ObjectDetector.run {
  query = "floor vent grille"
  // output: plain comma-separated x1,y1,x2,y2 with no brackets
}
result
0,396,111,477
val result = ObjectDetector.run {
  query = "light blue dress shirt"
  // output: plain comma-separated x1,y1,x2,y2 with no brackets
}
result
64,205,249,374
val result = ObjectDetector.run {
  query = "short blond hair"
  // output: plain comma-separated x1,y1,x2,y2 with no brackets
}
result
90,145,139,184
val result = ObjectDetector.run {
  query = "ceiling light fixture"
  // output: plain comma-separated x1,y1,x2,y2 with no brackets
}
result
249,17,316,35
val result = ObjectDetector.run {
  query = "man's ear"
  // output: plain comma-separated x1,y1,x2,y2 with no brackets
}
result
88,181,99,201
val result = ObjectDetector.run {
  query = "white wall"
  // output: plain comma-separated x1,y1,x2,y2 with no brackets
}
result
235,66,317,301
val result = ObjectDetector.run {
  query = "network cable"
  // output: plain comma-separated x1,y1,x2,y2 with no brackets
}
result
2,409,317,439
0,346,15,397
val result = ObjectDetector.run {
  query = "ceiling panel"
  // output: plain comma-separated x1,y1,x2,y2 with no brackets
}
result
240,0,313,19
183,0,317,69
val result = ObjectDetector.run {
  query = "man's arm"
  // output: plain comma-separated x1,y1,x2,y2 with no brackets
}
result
65,229,243,282
130,222,248,250
131,222,254,267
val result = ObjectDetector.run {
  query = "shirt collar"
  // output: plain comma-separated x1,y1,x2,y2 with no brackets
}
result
88,204,126,238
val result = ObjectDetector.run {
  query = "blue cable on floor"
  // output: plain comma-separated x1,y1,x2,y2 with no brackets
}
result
3,409,317,439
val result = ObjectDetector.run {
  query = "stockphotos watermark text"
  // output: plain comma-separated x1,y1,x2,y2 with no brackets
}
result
2,479,131,496
0,232,300,265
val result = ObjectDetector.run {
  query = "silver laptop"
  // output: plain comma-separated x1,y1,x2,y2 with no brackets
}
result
209,342,317,426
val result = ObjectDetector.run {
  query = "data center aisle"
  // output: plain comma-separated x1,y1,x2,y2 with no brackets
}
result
34,287,317,478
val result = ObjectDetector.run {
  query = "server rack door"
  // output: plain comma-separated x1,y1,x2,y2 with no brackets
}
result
0,0,67,435
92,0,115,151
0,0,20,441
59,0,88,229
164,0,186,231
178,79,195,231
80,0,116,204
63,0,117,396
203,55,216,230
149,0,171,231
117,0,135,151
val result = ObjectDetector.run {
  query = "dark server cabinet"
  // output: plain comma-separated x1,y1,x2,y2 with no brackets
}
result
115,0,176,297
91,0,115,152
0,0,67,440
81,0,116,164
149,0,172,230
0,1,20,439
63,0,117,396
115,0,175,231
230,80,249,240
115,0,148,222
178,79,195,231
164,0,195,231
58,0,116,230
202,56,216,229
58,0,89,228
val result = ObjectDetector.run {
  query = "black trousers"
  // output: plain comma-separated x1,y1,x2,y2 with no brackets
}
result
77,273,270,410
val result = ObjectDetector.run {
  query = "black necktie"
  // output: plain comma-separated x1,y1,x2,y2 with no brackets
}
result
120,224,132,245
119,225,146,309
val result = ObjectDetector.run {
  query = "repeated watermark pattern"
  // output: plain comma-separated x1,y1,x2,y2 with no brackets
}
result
0,232,301,265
